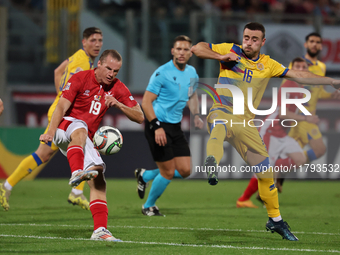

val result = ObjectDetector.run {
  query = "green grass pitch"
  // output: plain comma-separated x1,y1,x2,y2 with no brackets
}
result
0,179,339,254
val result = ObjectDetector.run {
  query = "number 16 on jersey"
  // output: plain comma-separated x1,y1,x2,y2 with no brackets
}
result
243,69,253,83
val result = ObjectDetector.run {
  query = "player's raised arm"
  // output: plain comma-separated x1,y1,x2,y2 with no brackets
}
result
285,69,339,87
105,95,144,124
191,42,239,62
120,103,144,124
54,59,69,94
39,97,71,143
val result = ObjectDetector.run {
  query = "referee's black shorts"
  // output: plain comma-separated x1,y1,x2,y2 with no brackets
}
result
144,118,190,162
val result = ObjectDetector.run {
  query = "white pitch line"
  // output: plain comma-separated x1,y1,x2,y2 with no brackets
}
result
0,234,339,253
1,223,339,236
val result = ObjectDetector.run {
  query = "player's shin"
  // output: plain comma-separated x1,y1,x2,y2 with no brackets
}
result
144,174,171,208
7,153,43,187
67,146,84,173
206,124,226,164
90,200,108,231
304,148,317,163
256,164,280,218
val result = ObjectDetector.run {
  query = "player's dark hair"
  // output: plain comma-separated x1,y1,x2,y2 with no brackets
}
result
173,35,192,47
243,22,265,39
83,27,102,39
305,32,322,42
291,57,307,66
99,49,122,63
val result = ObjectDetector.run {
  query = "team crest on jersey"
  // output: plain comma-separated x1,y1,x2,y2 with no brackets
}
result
311,128,318,136
83,90,90,96
208,113,218,121
105,91,113,97
129,96,134,101
94,95,101,101
257,63,264,71
63,82,71,91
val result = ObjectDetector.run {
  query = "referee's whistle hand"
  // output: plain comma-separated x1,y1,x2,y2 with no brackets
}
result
155,128,167,146
194,117,204,129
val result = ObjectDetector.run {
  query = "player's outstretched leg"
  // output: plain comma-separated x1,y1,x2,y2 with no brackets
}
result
67,145,98,187
205,122,227,185
0,183,11,211
67,183,90,210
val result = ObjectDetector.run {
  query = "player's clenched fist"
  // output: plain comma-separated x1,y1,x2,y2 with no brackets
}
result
105,95,120,108
220,53,240,62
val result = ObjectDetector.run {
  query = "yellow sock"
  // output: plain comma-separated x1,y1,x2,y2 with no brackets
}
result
256,167,280,218
74,181,85,191
7,153,42,187
206,124,226,164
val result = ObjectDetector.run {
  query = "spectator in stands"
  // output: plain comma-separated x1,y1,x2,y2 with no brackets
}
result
315,0,335,24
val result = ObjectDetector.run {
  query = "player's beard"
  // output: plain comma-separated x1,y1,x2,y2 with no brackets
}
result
307,48,320,58
244,51,257,60
243,48,259,60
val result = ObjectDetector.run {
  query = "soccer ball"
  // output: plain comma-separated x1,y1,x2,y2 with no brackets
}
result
93,126,123,155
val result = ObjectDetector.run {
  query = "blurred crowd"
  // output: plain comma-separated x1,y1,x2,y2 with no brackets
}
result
7,0,340,25
89,0,340,24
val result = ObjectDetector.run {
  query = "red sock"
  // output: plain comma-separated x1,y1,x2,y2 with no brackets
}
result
275,158,296,168
67,146,84,173
90,200,108,231
238,176,258,201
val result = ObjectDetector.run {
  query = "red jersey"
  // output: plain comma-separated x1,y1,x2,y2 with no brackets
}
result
259,80,303,138
60,69,137,138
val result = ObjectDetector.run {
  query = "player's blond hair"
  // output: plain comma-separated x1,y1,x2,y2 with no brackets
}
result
99,50,122,63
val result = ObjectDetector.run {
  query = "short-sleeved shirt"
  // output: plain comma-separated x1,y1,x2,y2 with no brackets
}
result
209,43,288,120
259,80,304,138
146,60,199,124
61,69,137,138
